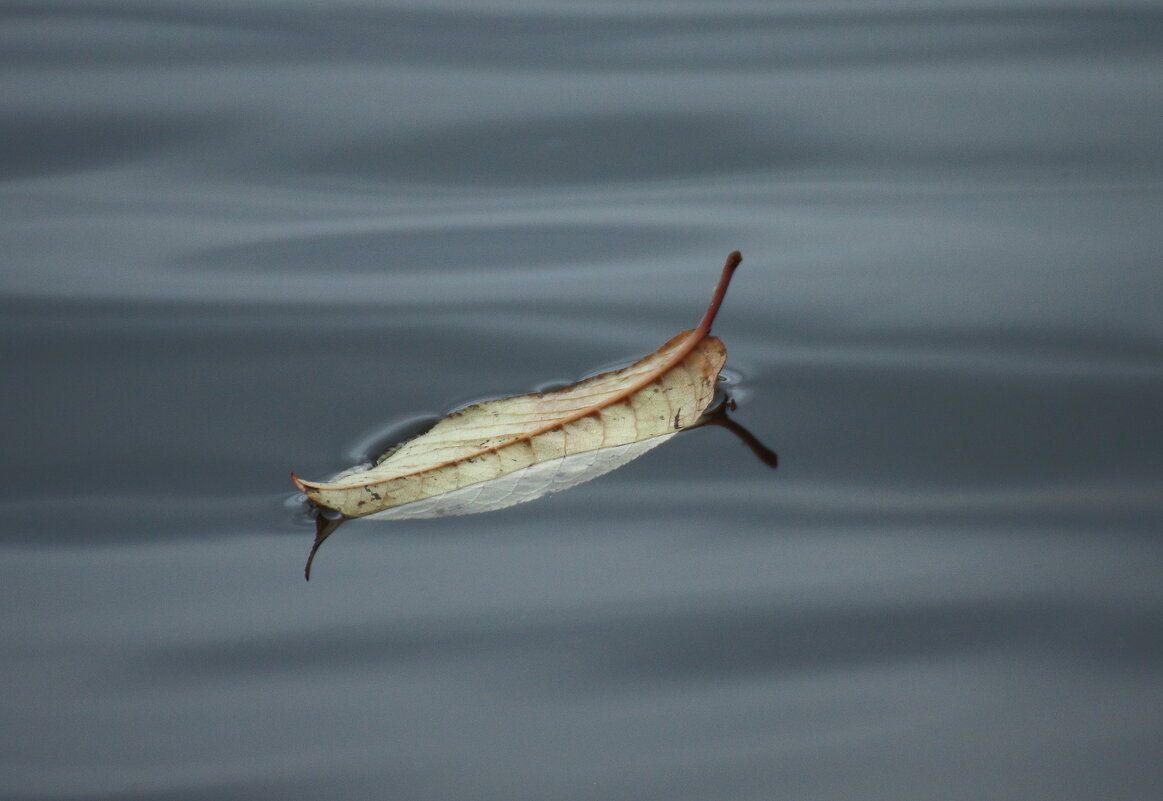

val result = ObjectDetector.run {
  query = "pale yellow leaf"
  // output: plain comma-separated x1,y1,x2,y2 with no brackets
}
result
292,251,742,521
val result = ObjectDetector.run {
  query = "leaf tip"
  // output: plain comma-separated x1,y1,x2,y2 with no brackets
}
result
290,472,308,493
304,513,346,581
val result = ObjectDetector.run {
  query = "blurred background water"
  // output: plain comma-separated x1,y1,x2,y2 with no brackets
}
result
2,1,1162,799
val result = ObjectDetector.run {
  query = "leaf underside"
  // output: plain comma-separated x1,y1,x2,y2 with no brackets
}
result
364,435,676,519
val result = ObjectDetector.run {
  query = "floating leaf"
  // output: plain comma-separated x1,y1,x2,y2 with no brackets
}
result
293,251,757,578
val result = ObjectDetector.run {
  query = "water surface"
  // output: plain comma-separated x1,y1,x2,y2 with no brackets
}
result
2,2,1161,799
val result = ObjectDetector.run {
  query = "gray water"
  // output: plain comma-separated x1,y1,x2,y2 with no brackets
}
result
3,2,1162,799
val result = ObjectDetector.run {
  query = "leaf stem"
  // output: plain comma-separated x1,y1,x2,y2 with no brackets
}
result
694,251,742,337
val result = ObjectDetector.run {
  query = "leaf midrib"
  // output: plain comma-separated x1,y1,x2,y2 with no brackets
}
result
322,327,708,491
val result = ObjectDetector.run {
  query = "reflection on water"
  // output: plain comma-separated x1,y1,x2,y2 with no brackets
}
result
2,1,1161,799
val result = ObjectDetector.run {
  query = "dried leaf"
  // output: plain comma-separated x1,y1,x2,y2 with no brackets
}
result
292,251,745,576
